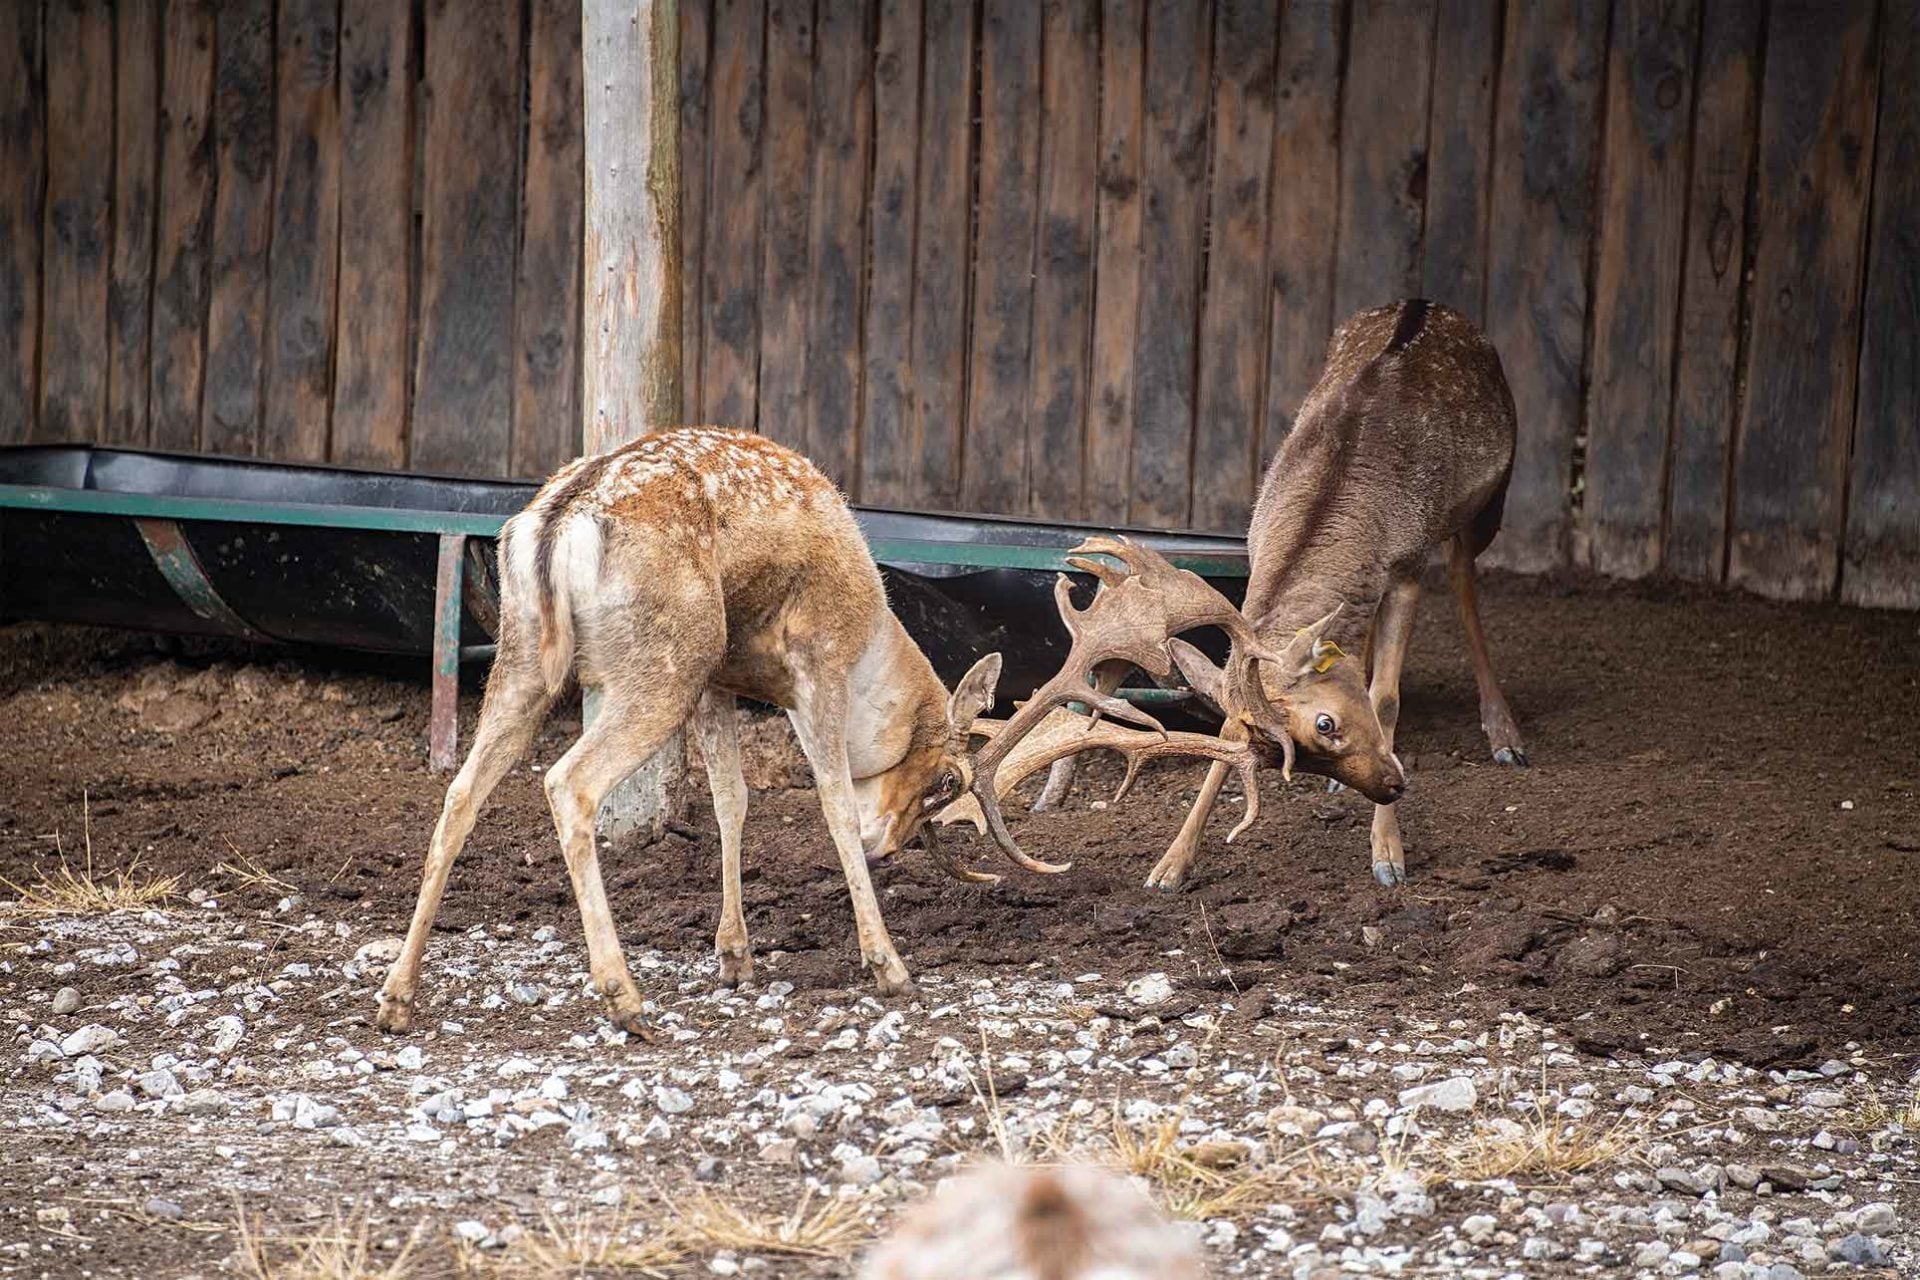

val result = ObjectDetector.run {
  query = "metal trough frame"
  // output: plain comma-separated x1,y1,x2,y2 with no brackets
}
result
0,475,1248,771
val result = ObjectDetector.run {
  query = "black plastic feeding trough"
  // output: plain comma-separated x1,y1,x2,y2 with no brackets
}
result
0,446,1251,768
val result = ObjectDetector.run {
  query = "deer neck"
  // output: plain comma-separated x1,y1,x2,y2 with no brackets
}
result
842,612,948,779
1247,562,1384,652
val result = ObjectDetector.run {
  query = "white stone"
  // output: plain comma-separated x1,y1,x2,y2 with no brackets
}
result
60,1024,118,1057
1397,1076,1477,1113
1125,973,1174,1006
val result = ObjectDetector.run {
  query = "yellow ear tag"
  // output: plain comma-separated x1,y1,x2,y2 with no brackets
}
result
1311,641,1345,675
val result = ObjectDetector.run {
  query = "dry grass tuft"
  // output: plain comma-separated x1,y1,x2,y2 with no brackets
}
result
472,1210,683,1278
665,1187,872,1259
1441,1108,1642,1182
234,1210,425,1280
213,841,297,893
2,857,180,917
1045,1105,1315,1222
2,793,179,917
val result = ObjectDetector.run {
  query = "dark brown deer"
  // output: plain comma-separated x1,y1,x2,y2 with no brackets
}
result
960,300,1525,888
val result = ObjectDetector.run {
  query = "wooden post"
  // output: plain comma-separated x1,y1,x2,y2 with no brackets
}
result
582,0,684,846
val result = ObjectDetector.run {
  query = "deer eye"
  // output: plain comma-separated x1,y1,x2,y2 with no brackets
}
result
923,771,960,808
1314,713,1337,737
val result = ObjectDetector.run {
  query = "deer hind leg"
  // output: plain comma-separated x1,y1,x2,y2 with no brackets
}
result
379,647,553,1033
542,678,704,1039
788,680,915,997
1449,533,1527,766
693,689,753,988
1368,577,1420,886
1032,660,1129,812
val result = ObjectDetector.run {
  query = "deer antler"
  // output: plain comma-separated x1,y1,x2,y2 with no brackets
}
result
939,709,1268,854
957,536,1283,874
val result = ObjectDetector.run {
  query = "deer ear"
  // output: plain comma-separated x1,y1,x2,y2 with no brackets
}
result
1169,638,1228,712
1279,605,1346,678
948,652,1002,730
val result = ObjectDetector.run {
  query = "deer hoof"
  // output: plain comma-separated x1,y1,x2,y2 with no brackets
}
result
1371,862,1406,887
871,962,917,1000
1493,746,1529,767
717,951,755,989
607,1002,661,1044
374,996,413,1034
1143,857,1189,892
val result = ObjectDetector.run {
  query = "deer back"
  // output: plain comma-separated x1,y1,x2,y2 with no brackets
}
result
1247,300,1516,619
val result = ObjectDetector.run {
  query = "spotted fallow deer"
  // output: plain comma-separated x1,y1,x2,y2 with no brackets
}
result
375,428,1267,1037
952,300,1526,889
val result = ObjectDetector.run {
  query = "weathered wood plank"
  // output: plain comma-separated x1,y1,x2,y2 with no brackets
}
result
700,0,765,431
0,4,44,444
679,0,710,420
1420,0,1498,320
1025,0,1098,519
581,0,682,448
1481,0,1608,574
262,0,341,463
907,0,974,509
38,0,114,444
1664,0,1763,582
1843,4,1920,609
1729,0,1878,600
107,0,160,446
332,0,412,468
149,0,215,453
201,0,274,455
859,0,924,507
412,0,521,476
1333,0,1435,322
513,0,584,479
1084,0,1144,522
1261,0,1342,466
962,0,1042,514
757,0,813,451
1582,0,1700,578
802,0,872,491
1129,0,1211,528
1190,0,1276,533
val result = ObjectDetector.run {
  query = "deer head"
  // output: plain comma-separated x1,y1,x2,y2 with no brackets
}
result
932,537,1404,876
849,649,1006,880
1169,611,1405,804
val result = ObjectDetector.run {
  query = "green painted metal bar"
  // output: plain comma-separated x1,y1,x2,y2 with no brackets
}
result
430,534,466,772
131,518,276,643
0,483,509,536
0,483,1250,576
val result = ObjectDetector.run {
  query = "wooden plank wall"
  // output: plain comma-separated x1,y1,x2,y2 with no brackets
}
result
2,0,1914,609
0,0,587,480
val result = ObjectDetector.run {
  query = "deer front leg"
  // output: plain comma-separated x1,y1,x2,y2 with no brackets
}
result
1366,579,1420,886
1033,661,1130,812
693,689,753,988
790,681,915,996
1145,759,1233,891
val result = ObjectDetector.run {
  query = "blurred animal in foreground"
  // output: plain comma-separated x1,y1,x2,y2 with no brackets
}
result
858,1162,1204,1280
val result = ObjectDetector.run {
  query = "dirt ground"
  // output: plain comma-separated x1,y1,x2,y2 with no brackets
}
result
1,568,1917,1277
5,569,1917,1059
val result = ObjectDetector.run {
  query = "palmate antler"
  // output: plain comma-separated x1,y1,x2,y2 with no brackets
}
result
950,536,1292,876
938,709,1268,851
